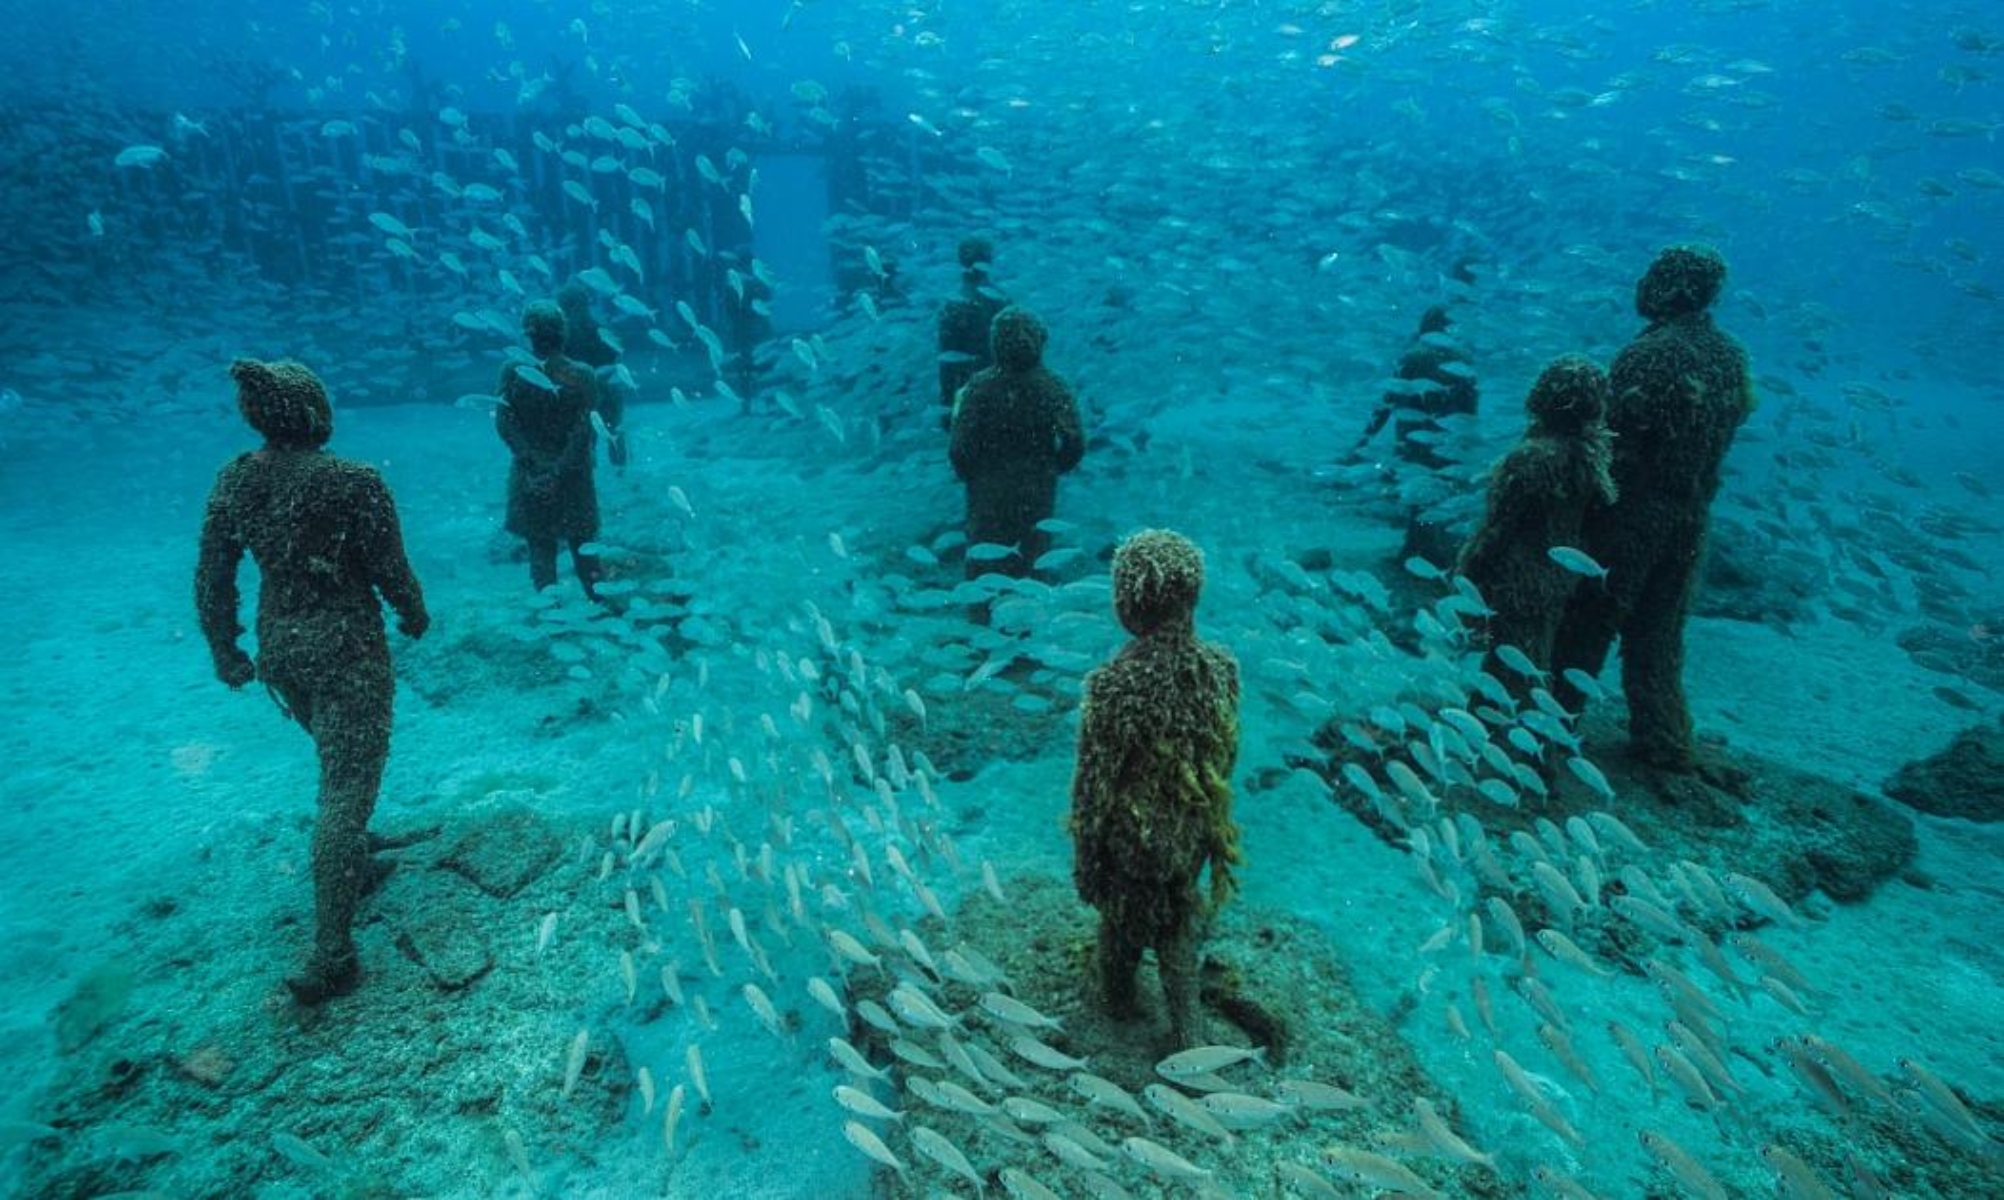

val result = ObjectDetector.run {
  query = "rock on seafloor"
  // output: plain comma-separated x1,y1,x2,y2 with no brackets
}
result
1883,718,2004,823
13,807,622,1199
392,870,497,991
442,806,565,898
844,872,1515,1198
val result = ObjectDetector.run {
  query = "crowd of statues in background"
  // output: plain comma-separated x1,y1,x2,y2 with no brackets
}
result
935,240,1750,1033
189,239,1751,1043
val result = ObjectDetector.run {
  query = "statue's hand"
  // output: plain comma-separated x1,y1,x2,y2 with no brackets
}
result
216,650,256,689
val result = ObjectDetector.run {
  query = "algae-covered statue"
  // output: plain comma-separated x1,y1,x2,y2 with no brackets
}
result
498,300,604,599
1552,245,1756,782
948,306,1086,578
1070,530,1241,1046
196,358,429,1004
936,236,1009,422
1457,355,1616,689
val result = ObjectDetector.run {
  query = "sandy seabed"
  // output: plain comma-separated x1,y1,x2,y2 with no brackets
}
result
1,361,1998,1197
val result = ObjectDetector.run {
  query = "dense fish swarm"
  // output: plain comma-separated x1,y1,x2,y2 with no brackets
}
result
1,1,2000,1198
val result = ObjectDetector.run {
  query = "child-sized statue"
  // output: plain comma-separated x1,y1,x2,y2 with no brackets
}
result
1070,530,1241,1047
948,306,1086,578
196,358,429,1003
1456,355,1616,688
1552,245,1756,785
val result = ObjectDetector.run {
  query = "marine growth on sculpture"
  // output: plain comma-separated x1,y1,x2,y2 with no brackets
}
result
1553,245,1757,782
1070,529,1241,1047
195,358,429,1004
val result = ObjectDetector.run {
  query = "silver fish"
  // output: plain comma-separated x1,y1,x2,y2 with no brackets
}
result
1068,1072,1150,1124
512,364,558,393
832,1084,901,1122
1547,545,1609,578
1142,1083,1235,1143
911,1125,983,1192
841,1120,905,1177
1121,1135,1211,1181
980,991,1062,1030
829,1033,893,1081
1008,1034,1086,1071
1195,1091,1294,1129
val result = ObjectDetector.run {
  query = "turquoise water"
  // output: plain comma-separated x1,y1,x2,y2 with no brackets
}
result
1,2,1999,1197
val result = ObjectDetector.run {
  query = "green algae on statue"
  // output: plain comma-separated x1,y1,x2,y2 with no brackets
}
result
498,300,606,600
948,306,1086,579
1070,530,1241,1047
1456,354,1617,690
1552,245,1757,784
195,358,429,1004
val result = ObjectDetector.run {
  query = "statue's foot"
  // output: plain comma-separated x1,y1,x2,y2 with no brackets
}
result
1165,1012,1208,1052
1629,738,1751,796
1693,747,1752,796
285,953,360,1006
360,857,397,897
366,825,441,853
1626,739,1700,775
1628,749,1746,826
1101,980,1143,1022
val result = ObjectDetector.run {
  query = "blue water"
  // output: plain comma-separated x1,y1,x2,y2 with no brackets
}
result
1,2,2000,1197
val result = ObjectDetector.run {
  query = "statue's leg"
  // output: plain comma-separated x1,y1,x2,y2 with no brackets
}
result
1096,917,1143,1020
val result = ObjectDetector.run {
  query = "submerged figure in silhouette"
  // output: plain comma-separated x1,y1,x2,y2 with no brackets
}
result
1351,305,1480,563
719,249,772,409
1456,355,1617,692
947,306,1085,578
196,358,429,1004
1354,305,1479,470
937,236,1009,423
1070,530,1241,1048
498,301,604,599
556,282,628,468
1552,245,1756,786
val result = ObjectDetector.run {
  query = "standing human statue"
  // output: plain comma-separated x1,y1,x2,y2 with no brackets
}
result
1350,305,1480,563
196,358,429,1004
1551,245,1756,784
1070,530,1241,1047
498,301,605,600
936,236,1009,424
555,282,629,469
1456,355,1617,691
719,250,773,410
1353,305,1479,470
948,306,1086,579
